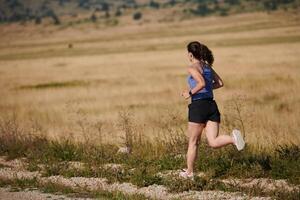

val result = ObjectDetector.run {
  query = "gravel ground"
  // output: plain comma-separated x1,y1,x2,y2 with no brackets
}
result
0,167,271,200
0,187,94,200
1,156,297,200
221,178,300,193
157,169,300,194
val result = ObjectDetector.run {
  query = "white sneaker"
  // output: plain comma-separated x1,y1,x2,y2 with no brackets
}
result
232,129,245,151
179,169,194,180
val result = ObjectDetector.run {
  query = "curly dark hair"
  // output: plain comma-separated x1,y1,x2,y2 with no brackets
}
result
187,41,214,66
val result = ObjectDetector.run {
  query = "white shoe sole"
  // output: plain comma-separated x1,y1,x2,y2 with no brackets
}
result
179,169,194,180
232,129,245,151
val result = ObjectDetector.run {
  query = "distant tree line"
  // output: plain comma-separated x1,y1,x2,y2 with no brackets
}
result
0,0,141,24
0,0,298,25
0,0,61,24
186,0,299,17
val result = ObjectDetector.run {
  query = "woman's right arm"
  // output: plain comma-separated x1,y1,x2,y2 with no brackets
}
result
212,68,224,90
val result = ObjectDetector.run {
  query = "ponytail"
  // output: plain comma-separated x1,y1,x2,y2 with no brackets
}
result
187,41,214,66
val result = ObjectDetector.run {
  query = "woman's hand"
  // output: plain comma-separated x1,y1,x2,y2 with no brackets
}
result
181,90,191,99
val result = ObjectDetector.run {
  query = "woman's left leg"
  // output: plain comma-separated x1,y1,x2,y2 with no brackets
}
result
186,122,205,174
205,120,234,148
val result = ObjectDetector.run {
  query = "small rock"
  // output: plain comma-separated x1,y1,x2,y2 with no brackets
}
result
174,154,186,159
102,163,124,172
117,147,131,154
67,161,86,170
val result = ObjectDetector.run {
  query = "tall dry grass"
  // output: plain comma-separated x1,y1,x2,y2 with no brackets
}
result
0,11,299,150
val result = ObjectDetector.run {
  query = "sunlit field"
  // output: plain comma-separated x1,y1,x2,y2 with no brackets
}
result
0,11,300,150
0,9,300,199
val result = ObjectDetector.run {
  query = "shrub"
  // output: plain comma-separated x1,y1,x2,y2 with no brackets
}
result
115,8,122,17
149,0,160,9
34,16,42,24
133,12,142,20
192,4,212,16
263,0,278,10
90,13,97,22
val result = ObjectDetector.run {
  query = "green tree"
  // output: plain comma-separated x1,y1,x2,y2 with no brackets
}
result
149,0,160,9
115,8,122,17
35,16,42,24
46,9,60,25
90,13,97,22
192,3,212,16
100,2,110,12
78,0,90,9
168,0,177,6
133,11,142,20
225,0,240,5
59,0,70,6
263,0,278,10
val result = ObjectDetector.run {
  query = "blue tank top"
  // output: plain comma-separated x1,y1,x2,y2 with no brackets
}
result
187,64,213,101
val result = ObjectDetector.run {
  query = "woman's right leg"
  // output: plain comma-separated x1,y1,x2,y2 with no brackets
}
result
186,122,205,174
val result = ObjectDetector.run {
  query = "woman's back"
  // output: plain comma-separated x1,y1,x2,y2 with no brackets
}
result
187,63,213,101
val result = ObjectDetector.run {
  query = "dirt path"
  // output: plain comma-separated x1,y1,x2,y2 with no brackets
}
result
0,166,262,200
0,187,94,200
1,156,298,200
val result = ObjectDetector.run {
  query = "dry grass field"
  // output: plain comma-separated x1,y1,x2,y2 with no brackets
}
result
0,9,300,199
0,10,300,150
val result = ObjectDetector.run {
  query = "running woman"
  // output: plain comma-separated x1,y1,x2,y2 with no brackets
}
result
180,41,245,179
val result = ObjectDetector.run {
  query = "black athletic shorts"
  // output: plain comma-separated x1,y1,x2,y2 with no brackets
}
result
188,98,221,123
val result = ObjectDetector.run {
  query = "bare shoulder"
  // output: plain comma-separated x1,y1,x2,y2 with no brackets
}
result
188,63,203,74
190,62,201,68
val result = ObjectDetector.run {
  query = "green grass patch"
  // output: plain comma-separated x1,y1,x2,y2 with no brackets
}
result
0,178,38,189
0,113,299,184
218,181,300,200
0,163,8,168
195,143,300,184
0,178,149,200
0,113,299,198
0,125,299,184
18,80,89,90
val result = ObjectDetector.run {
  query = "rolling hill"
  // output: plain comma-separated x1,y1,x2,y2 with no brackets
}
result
0,0,299,26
